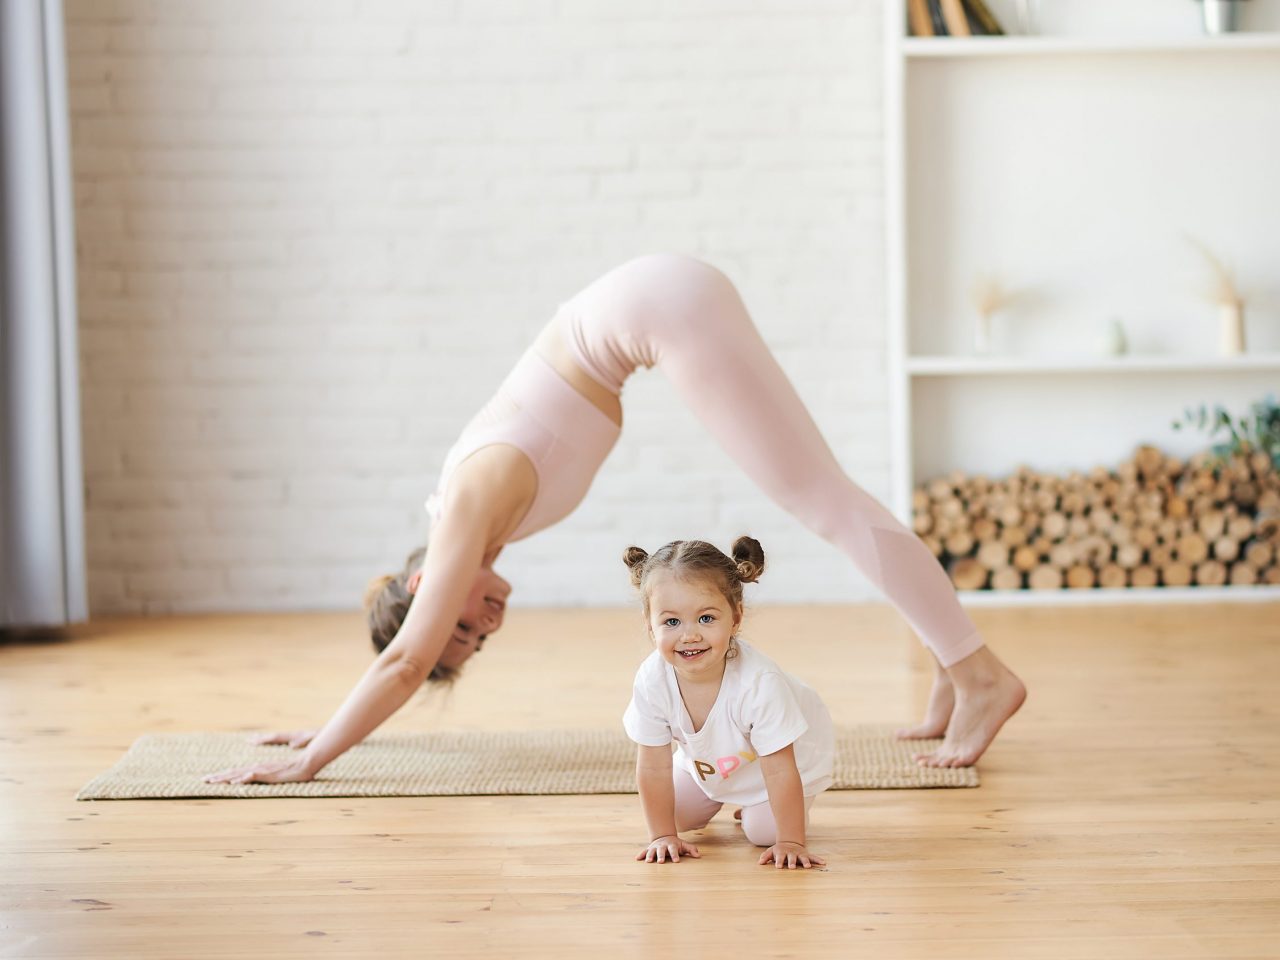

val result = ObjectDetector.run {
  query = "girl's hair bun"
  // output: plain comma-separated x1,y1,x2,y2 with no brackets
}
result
622,545,649,588
731,535,765,583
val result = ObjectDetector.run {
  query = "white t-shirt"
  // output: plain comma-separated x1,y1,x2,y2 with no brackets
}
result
622,637,835,807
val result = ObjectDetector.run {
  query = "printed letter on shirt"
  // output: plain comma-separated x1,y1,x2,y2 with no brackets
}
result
693,760,716,782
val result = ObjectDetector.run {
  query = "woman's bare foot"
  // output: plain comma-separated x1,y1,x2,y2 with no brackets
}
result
913,647,1026,768
896,668,954,740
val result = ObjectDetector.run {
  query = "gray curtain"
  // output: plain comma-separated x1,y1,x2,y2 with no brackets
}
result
0,0,87,627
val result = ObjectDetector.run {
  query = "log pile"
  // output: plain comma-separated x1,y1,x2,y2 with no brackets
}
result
913,446,1280,591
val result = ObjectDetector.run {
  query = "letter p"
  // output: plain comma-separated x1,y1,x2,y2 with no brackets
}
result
716,756,740,779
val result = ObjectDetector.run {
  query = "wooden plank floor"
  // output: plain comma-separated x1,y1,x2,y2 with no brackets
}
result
2,602,1278,959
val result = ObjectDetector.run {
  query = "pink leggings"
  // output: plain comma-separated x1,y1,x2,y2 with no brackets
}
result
564,254,983,667
673,768,815,848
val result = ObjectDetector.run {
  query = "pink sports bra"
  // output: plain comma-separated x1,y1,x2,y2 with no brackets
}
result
425,306,624,542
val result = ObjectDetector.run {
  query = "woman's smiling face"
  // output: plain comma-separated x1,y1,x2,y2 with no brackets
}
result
410,566,511,671
645,571,739,679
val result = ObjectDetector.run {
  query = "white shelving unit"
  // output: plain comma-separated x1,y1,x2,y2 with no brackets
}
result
907,353,1280,376
904,33,1280,57
883,0,1280,604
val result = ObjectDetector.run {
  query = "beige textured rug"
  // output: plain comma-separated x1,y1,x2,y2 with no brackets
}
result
77,725,978,800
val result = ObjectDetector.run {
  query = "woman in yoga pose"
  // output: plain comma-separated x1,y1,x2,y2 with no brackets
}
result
204,254,1025,786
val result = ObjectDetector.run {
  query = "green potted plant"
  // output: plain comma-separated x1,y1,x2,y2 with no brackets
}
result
1173,393,1280,469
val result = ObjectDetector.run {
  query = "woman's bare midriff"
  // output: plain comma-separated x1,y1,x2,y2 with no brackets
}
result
532,324,623,428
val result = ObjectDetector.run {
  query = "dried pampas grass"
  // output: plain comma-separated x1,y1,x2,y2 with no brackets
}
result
970,274,1011,354
1187,237,1244,308
970,274,1010,320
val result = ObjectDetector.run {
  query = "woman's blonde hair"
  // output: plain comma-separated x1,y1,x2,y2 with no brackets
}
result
363,545,460,685
621,536,765,635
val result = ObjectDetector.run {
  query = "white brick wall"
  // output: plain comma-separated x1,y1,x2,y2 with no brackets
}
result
66,0,889,614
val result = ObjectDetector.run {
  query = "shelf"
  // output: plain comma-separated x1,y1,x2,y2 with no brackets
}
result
906,354,1280,376
902,34,1280,58
883,0,1280,535
958,585,1280,606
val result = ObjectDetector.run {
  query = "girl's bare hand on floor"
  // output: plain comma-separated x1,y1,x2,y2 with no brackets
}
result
636,835,700,864
758,841,825,870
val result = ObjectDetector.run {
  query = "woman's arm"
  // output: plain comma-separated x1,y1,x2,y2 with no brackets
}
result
295,507,489,775
204,508,488,784
634,744,699,863
758,744,825,869
204,450,534,785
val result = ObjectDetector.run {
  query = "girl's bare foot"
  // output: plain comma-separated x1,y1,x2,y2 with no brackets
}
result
913,647,1025,768
896,668,954,740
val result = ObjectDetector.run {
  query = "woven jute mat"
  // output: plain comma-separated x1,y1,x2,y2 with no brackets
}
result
77,725,977,800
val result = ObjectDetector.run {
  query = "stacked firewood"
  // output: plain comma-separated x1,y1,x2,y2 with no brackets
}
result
913,446,1280,591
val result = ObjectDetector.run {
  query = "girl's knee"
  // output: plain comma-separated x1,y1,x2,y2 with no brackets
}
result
739,808,777,847
672,772,722,831
674,798,722,832
675,811,715,832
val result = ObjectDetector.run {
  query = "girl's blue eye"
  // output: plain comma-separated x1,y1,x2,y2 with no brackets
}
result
664,618,679,627
699,614,715,624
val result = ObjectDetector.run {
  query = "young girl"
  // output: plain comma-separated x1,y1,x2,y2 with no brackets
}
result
623,537,833,870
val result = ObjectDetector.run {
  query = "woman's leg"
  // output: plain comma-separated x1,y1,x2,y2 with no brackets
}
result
580,254,1025,765
590,254,979,662
673,767,723,832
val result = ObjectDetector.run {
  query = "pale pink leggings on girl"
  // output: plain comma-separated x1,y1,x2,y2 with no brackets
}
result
673,769,815,847
561,254,984,668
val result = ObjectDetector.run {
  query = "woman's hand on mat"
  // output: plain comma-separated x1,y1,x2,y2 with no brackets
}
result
758,841,825,870
636,835,700,864
249,729,318,749
202,756,316,785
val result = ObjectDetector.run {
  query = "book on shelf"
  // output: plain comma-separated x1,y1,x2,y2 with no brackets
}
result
963,0,1005,35
908,0,1005,37
940,0,971,36
927,0,948,36
906,0,1003,37
908,0,934,36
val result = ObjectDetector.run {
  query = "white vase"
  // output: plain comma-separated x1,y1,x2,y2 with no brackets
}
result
1219,302,1246,355
1103,318,1128,356
974,314,992,355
